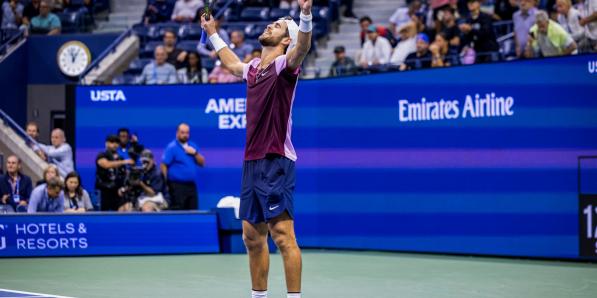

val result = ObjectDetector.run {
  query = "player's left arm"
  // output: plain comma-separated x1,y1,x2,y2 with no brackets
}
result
286,0,313,72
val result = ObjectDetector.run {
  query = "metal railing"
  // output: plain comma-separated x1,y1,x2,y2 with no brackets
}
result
0,29,25,56
0,109,39,148
78,27,134,83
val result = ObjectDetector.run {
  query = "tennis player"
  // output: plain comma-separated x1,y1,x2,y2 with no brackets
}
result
201,1,312,298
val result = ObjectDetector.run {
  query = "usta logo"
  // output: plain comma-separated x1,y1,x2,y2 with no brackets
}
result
90,90,127,102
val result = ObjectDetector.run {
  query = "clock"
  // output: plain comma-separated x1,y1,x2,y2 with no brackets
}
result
56,41,92,77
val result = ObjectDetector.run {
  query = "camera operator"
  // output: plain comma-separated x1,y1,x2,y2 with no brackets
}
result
118,149,169,212
96,135,133,211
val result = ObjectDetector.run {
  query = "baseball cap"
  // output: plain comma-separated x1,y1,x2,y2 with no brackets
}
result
140,149,154,162
334,46,345,53
105,134,119,143
367,24,377,33
416,33,429,44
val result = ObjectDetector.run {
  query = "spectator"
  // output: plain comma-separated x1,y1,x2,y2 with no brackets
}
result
144,0,175,24
390,22,418,66
401,33,433,70
22,0,41,27
389,0,422,36
279,0,299,9
248,48,262,61
163,30,187,69
117,128,144,163
30,0,61,35
37,164,60,186
513,0,538,58
526,10,578,57
360,24,393,68
137,46,178,84
63,171,93,213
38,128,74,177
230,30,254,62
459,0,499,62
27,177,64,213
429,32,451,67
96,135,133,211
161,123,205,210
438,6,461,53
196,17,229,58
25,121,45,159
329,45,358,77
208,60,243,83
556,0,586,44
359,16,391,46
494,0,518,21
0,155,33,213
1,0,24,29
178,51,203,83
121,149,169,212
579,0,597,51
341,0,358,21
171,0,203,23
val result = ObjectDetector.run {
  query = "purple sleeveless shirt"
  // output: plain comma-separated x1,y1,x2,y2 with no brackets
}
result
242,55,300,161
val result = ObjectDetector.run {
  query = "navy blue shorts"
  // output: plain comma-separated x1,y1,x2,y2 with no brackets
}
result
240,155,296,224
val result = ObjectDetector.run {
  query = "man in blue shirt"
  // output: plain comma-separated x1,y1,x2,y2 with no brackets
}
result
30,0,61,35
27,177,64,213
161,123,205,210
0,155,33,213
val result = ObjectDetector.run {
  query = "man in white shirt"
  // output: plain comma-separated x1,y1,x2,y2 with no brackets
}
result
38,128,74,177
360,25,392,68
390,22,417,65
556,0,585,43
171,0,203,22
389,0,421,36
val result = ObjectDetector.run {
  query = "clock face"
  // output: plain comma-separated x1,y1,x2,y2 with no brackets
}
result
57,41,91,77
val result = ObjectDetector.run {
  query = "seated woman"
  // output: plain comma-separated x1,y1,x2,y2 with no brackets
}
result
37,164,60,186
63,172,94,213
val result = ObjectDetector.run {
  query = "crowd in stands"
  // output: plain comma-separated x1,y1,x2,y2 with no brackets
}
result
0,122,205,214
0,0,100,35
329,0,596,76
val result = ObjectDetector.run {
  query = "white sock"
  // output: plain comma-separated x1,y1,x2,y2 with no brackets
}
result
287,293,301,298
251,290,267,298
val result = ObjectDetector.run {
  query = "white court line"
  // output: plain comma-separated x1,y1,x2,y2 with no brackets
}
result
0,288,76,298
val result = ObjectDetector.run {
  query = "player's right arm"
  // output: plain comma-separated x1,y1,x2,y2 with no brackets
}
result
200,14,245,77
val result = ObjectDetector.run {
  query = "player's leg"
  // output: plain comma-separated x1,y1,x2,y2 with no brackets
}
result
243,220,270,293
268,212,302,294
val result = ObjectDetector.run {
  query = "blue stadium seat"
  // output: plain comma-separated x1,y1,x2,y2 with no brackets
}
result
141,41,162,58
112,74,137,85
223,7,240,22
222,22,251,35
245,23,267,39
57,12,82,33
269,8,291,20
245,39,261,51
178,40,199,52
312,6,329,22
126,58,152,75
201,57,216,72
178,24,203,40
158,22,182,37
240,7,270,21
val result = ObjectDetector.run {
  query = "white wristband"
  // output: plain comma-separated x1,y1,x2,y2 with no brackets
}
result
299,12,313,33
209,33,228,52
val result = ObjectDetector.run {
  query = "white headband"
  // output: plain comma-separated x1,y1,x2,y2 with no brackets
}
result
282,18,299,53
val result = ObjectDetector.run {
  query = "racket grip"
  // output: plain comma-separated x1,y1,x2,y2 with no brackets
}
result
200,31,207,45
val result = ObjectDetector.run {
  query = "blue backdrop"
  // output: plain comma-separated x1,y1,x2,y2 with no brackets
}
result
75,54,597,259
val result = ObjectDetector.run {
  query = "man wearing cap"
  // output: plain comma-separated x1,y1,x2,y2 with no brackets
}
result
390,22,417,66
120,149,168,212
360,24,393,68
201,1,312,297
329,45,357,77
96,135,133,211
402,33,433,70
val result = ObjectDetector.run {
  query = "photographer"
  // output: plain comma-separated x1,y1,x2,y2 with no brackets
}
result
96,135,133,211
117,128,145,165
118,149,168,212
